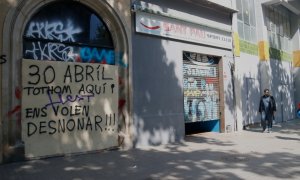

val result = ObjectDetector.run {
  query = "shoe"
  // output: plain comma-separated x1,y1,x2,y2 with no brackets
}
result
262,129,268,133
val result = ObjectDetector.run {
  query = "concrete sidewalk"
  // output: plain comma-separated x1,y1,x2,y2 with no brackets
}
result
1,120,300,180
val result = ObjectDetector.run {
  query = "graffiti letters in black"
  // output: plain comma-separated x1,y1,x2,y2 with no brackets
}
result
0,54,7,64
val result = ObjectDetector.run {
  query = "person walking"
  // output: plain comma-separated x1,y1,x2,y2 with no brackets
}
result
259,89,276,133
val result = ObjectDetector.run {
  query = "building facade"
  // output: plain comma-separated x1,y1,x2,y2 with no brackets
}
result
131,0,236,147
233,0,300,128
0,0,299,163
0,0,132,163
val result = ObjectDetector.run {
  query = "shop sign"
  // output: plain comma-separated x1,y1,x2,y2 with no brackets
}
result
136,12,232,49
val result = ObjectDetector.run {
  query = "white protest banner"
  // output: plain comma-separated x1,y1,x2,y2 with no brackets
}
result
22,59,118,157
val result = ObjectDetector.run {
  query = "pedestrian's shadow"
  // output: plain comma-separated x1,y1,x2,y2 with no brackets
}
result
275,136,300,141
243,120,300,135
242,123,263,133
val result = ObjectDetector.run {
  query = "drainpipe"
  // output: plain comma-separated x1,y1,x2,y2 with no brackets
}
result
230,60,238,132
230,10,238,132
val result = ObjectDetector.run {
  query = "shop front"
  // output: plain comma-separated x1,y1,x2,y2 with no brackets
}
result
183,51,221,133
0,0,237,163
132,0,236,147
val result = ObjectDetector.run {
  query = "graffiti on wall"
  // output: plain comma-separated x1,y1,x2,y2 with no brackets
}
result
24,20,116,64
79,47,115,64
183,53,220,122
7,87,22,130
0,1,129,160
0,54,7,64
25,21,81,62
26,21,82,42
183,77,219,122
22,59,118,157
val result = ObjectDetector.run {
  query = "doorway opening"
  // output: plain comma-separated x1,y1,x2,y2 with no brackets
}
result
182,51,221,134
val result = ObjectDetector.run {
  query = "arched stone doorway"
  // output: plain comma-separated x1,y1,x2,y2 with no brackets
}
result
1,0,131,162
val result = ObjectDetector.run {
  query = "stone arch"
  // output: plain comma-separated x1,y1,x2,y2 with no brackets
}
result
1,0,131,160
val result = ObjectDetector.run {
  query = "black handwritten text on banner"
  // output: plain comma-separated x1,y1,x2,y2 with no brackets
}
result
22,59,118,158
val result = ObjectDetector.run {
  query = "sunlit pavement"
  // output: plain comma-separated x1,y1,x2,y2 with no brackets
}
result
1,119,300,180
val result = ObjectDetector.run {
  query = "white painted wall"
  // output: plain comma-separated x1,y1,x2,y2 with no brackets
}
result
235,53,261,127
270,60,294,122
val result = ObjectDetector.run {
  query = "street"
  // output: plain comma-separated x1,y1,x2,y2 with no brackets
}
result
1,120,300,180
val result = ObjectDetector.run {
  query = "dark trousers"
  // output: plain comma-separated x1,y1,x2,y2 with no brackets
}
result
261,111,273,130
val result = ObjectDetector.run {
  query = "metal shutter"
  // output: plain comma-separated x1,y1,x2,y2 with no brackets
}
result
183,51,220,123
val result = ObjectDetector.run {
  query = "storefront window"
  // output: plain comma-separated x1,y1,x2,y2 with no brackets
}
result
23,1,115,64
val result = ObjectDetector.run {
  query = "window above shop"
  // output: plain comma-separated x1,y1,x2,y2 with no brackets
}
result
236,0,257,43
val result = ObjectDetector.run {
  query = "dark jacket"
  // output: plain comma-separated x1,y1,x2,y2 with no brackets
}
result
259,95,276,113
